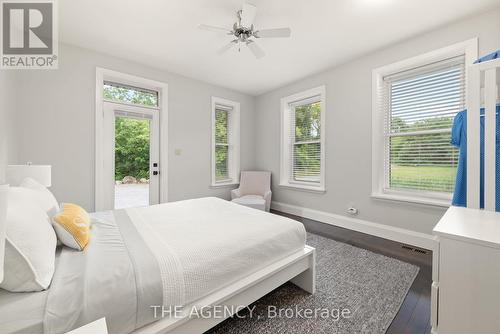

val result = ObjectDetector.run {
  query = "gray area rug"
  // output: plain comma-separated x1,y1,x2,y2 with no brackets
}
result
207,233,419,334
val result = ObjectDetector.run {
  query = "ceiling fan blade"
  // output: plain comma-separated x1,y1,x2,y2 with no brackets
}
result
240,3,257,28
246,40,265,59
254,28,291,38
217,40,238,55
198,24,232,34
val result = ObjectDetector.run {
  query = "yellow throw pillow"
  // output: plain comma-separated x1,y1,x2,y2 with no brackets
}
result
52,203,91,251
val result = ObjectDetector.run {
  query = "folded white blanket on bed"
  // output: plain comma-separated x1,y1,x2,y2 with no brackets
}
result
127,197,307,308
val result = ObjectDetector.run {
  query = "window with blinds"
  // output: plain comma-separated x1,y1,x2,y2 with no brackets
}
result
291,99,322,183
280,86,325,191
382,55,464,194
211,97,240,186
214,107,230,181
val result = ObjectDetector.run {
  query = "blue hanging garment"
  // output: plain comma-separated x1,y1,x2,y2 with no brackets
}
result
451,105,500,211
473,49,500,63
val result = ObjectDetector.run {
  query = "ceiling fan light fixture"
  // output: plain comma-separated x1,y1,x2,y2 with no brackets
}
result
198,2,291,59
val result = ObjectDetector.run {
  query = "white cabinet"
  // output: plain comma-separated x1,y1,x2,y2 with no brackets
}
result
432,207,500,334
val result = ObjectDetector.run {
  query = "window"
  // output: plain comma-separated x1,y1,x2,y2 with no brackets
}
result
372,40,477,205
95,68,169,210
214,108,229,181
211,97,240,187
280,86,326,192
103,81,159,107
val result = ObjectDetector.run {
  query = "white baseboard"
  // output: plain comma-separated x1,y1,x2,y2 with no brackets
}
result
271,201,438,251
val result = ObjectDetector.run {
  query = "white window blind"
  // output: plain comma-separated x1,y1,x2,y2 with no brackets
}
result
381,55,465,194
214,105,231,182
211,97,240,187
289,97,322,183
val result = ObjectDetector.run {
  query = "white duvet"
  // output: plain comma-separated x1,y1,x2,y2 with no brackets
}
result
125,197,306,307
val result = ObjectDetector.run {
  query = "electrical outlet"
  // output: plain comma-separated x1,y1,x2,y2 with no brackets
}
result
347,207,358,215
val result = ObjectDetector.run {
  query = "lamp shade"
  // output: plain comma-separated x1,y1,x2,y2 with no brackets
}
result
0,184,8,283
6,165,52,187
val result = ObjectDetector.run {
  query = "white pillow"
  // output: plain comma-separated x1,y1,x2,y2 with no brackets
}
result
0,187,57,292
20,177,59,217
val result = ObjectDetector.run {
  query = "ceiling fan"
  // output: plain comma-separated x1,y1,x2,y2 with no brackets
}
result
198,3,291,59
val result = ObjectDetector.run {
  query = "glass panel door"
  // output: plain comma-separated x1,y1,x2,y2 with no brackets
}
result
103,102,160,210
114,116,151,209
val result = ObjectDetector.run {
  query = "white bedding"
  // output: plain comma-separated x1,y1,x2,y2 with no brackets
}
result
125,197,307,307
37,197,306,334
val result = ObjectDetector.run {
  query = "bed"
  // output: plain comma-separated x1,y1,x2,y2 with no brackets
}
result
0,197,315,334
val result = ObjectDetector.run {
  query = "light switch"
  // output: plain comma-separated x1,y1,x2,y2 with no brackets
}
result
175,149,182,156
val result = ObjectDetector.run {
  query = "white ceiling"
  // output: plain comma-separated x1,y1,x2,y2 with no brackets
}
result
59,0,499,95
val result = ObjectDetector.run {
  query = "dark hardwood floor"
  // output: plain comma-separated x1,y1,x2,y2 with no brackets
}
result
272,210,432,334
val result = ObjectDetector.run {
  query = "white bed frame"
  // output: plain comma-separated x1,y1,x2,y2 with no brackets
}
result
135,245,316,334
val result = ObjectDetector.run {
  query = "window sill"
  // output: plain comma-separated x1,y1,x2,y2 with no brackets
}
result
371,192,451,207
279,182,326,193
211,181,239,188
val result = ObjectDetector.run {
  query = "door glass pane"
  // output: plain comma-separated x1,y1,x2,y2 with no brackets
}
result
114,117,151,209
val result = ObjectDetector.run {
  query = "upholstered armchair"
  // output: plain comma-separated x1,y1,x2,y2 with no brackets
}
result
231,171,272,212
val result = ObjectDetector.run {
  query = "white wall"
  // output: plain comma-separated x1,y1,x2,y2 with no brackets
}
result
8,44,256,211
5,9,499,235
254,9,500,234
0,71,16,183
0,72,8,183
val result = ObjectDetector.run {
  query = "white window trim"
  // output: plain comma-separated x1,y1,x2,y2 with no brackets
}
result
95,68,169,211
371,39,478,207
211,97,240,188
280,86,326,193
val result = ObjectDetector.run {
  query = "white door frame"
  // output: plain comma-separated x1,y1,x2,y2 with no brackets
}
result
95,68,168,211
